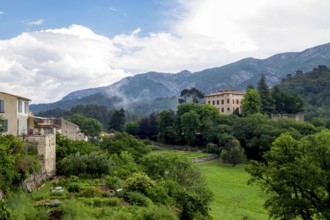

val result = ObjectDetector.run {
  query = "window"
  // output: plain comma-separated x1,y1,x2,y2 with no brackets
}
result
18,100,22,113
227,108,230,112
212,100,215,105
221,108,224,112
208,101,210,104
0,100,4,113
217,100,219,105
221,100,224,104
233,100,234,104
24,101,29,113
227,99,229,104
236,99,239,104
0,119,8,132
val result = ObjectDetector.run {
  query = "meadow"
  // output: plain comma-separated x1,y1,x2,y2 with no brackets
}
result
197,160,268,220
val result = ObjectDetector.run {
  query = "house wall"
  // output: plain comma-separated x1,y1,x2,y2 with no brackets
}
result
0,93,18,135
205,90,244,115
55,118,85,140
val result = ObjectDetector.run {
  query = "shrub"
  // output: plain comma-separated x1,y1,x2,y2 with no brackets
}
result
105,176,123,190
67,183,81,193
137,206,179,220
124,191,153,206
204,142,220,154
77,186,102,198
59,200,92,220
123,173,154,195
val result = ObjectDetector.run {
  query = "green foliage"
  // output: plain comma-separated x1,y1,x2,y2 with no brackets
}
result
57,152,112,178
59,199,92,220
77,186,102,198
220,138,246,165
178,87,204,104
69,113,103,137
246,130,330,219
124,121,138,136
277,65,330,119
124,173,155,194
56,133,101,161
271,86,304,114
106,176,123,190
136,113,158,139
204,142,220,154
0,199,11,220
0,135,40,192
137,206,179,220
157,109,178,144
111,151,141,179
6,192,48,220
109,108,126,132
124,191,153,206
141,153,213,219
257,74,275,114
100,132,151,160
241,88,261,116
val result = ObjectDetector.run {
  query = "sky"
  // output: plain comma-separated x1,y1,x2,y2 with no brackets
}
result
1,0,330,103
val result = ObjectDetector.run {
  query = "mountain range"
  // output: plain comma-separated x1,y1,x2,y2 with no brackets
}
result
31,43,330,115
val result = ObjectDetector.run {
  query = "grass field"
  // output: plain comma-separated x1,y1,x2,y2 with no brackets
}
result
197,160,268,220
151,147,212,159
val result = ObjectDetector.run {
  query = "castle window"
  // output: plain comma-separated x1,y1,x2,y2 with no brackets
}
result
217,100,219,105
212,100,215,105
236,99,239,104
227,99,229,104
221,108,224,112
221,100,224,104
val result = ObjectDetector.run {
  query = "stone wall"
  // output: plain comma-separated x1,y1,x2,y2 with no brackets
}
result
271,112,304,121
27,134,56,178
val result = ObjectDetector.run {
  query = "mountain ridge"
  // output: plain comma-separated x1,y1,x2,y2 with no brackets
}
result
31,42,330,114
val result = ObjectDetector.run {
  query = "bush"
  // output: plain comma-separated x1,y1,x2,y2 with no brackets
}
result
67,183,81,193
123,173,154,195
137,206,179,220
124,191,153,206
59,200,92,220
106,176,123,190
77,186,102,198
204,142,220,154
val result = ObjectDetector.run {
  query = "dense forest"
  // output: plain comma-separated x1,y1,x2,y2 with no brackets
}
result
278,65,330,120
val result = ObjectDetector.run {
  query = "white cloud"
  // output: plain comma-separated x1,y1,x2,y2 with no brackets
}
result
0,11,4,15
26,18,44,26
175,0,330,56
2,0,330,104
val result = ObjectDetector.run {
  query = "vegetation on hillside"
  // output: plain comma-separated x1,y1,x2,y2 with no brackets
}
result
278,65,330,120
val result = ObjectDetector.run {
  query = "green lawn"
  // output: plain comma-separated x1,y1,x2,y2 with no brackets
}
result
197,160,268,220
151,147,212,159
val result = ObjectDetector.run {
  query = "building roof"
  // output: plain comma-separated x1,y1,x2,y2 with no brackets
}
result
0,91,31,101
205,89,244,97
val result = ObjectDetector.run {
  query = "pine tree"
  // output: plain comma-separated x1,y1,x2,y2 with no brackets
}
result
257,74,275,115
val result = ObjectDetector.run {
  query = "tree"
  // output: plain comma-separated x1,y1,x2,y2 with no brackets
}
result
69,114,103,137
271,86,304,114
109,109,126,132
257,74,275,114
246,130,330,219
178,88,204,104
180,110,201,146
241,88,262,116
140,153,213,219
220,138,246,166
157,110,178,144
